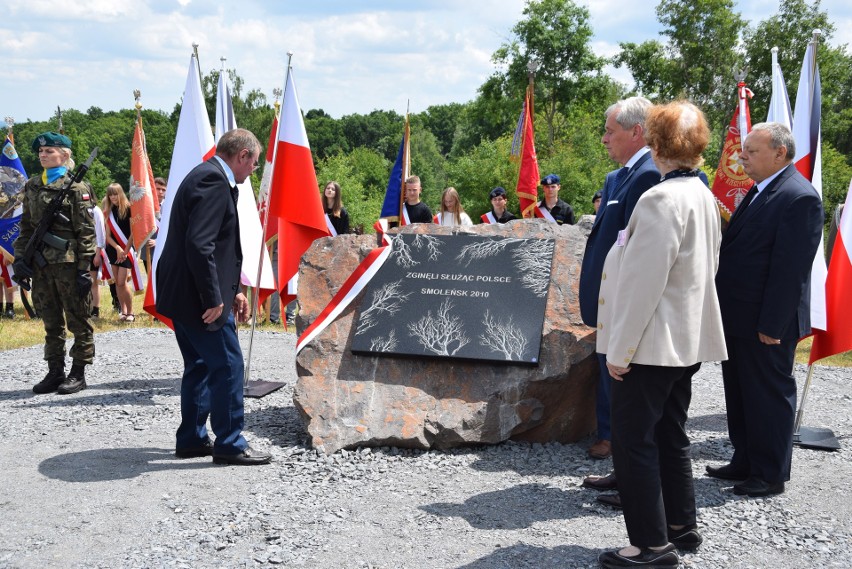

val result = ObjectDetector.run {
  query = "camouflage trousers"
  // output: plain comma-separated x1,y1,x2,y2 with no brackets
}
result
32,263,94,365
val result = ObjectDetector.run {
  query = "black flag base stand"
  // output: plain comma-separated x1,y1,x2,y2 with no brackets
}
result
794,426,841,451
244,380,285,399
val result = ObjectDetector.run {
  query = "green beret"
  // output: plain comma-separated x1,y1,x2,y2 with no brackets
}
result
31,132,72,153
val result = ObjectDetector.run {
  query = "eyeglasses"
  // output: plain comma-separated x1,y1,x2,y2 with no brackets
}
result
252,160,260,172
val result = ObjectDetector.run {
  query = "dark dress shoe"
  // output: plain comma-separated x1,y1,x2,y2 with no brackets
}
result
212,446,272,466
669,524,703,551
733,476,784,497
596,493,622,509
175,438,214,458
582,471,617,490
705,463,748,481
588,439,612,459
599,543,679,568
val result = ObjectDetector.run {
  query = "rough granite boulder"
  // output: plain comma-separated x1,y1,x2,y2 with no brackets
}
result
293,219,599,454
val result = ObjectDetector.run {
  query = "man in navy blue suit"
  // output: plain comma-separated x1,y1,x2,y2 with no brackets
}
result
579,97,660,470
156,128,271,466
708,122,823,497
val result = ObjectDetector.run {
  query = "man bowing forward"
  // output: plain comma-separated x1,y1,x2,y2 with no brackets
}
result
157,128,270,466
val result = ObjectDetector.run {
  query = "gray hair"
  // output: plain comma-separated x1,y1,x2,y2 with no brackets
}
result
216,128,261,159
749,122,796,160
605,96,653,130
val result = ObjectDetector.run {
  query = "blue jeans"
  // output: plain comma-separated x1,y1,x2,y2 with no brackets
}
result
173,314,247,455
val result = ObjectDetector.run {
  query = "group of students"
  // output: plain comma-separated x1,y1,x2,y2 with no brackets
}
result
86,178,167,323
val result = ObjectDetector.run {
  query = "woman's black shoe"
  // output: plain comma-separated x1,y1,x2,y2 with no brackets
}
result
599,543,679,568
668,524,702,551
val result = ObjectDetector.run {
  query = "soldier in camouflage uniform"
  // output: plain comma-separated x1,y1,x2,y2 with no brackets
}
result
13,132,96,394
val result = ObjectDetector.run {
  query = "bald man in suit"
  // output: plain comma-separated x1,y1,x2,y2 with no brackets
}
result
708,122,823,497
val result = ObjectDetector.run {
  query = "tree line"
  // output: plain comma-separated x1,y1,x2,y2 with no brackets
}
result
6,0,850,233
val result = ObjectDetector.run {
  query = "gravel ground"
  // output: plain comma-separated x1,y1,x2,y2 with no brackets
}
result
0,328,850,569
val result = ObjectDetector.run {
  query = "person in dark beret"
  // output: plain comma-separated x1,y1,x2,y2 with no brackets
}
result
480,186,517,224
536,173,575,225
14,132,96,395
593,190,603,213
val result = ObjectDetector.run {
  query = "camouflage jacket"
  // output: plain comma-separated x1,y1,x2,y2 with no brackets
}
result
14,173,96,271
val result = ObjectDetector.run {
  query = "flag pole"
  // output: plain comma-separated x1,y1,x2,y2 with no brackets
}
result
242,52,293,398
793,29,838,451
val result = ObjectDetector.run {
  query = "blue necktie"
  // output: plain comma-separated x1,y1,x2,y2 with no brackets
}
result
614,166,629,188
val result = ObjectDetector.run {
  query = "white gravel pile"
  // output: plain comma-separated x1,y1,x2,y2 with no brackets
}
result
0,328,849,568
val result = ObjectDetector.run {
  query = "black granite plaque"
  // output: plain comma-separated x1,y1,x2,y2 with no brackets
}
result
351,234,555,364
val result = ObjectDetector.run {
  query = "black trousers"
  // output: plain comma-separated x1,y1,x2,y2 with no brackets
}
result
721,333,797,483
611,362,700,547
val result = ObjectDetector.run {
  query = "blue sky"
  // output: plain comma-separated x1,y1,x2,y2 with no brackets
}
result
2,0,850,125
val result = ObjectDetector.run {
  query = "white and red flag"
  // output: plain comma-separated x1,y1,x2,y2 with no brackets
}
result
711,80,754,220
515,87,539,219
810,179,852,363
258,110,280,244
767,46,793,128
214,69,276,306
792,34,827,332
144,54,216,328
128,112,159,252
267,67,330,307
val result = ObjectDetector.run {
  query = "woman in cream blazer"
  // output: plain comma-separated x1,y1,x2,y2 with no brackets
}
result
596,101,727,569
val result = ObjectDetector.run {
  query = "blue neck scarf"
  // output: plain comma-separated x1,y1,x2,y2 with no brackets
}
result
43,166,68,184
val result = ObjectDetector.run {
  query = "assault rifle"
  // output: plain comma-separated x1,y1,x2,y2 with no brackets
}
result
12,147,98,291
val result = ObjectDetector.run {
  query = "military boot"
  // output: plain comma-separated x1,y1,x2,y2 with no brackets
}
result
58,363,87,395
33,361,66,394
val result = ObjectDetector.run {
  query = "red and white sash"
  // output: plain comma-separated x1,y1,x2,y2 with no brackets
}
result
372,218,393,246
534,202,556,223
401,206,411,226
107,211,145,292
98,249,114,282
296,242,394,354
324,213,339,237
480,212,496,224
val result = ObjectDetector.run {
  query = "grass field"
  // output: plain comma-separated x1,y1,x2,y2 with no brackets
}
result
0,287,292,353
2,287,849,367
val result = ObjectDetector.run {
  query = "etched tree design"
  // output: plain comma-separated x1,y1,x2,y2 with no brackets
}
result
393,234,444,267
407,298,469,356
479,310,529,360
455,238,520,266
370,329,398,352
355,280,411,336
512,239,554,297
456,237,554,297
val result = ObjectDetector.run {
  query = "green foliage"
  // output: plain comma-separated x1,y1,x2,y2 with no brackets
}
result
316,147,391,234
491,0,614,149
741,0,851,161
616,0,746,131
822,142,852,229
445,136,520,221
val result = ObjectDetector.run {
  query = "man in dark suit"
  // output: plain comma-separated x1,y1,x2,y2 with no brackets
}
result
156,128,270,466
579,97,659,468
709,122,823,497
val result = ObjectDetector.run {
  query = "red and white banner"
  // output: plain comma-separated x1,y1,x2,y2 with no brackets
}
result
129,114,159,251
515,88,539,219
296,243,393,354
711,81,753,220
258,112,280,244
793,37,827,332
810,179,852,363
267,67,331,307
144,54,216,329
214,70,276,306
767,46,793,128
